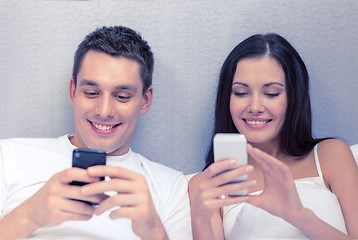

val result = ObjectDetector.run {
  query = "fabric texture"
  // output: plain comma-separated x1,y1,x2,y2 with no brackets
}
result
222,144,347,240
0,135,192,240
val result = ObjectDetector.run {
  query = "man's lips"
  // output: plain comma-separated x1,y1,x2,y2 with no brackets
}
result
89,121,121,131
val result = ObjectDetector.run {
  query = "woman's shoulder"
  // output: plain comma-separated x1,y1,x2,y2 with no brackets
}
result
317,138,357,188
317,138,353,161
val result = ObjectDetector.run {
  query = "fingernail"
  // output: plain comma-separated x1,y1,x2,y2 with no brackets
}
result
228,159,237,165
248,180,256,186
245,165,254,172
88,167,98,173
82,186,90,193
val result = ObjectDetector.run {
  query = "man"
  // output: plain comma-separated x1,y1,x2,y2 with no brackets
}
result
0,26,192,240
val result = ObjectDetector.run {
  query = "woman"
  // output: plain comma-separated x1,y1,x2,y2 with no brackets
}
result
189,33,358,239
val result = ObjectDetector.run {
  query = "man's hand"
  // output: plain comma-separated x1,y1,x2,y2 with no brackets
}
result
0,168,106,240
82,165,169,240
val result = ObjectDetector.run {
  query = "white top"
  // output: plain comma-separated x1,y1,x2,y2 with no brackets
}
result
0,135,192,240
223,145,347,240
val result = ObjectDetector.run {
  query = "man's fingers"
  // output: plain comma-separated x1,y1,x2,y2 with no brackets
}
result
87,165,140,180
80,178,141,195
58,168,101,184
94,193,142,215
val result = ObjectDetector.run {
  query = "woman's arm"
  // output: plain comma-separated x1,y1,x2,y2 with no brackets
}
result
318,139,358,237
188,160,254,240
189,173,223,240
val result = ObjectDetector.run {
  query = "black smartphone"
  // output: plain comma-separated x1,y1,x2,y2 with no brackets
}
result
70,148,106,205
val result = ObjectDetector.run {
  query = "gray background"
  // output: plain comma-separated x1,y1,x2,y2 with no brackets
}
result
0,0,357,174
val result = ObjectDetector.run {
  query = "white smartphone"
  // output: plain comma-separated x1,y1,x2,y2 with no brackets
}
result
213,133,248,195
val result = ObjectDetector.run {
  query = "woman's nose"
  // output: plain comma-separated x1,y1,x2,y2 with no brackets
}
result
248,95,264,114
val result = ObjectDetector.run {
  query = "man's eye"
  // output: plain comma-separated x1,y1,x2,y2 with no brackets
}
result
115,95,130,101
84,92,99,98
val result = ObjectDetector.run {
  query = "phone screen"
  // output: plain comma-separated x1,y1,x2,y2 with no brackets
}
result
70,148,106,186
69,148,106,205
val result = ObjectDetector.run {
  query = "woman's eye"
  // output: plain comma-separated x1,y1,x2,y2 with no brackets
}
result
234,92,248,97
265,93,280,98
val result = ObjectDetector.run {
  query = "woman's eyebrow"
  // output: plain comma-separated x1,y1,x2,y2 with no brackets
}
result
232,82,249,87
263,82,284,87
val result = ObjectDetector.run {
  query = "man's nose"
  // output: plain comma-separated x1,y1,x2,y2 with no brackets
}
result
95,94,115,118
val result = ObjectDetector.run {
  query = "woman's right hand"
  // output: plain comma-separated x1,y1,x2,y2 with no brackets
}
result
189,159,255,219
188,160,255,240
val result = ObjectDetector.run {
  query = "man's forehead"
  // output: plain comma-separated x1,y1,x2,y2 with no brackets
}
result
77,79,141,93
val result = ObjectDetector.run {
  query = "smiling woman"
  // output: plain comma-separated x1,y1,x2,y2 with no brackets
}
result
230,57,287,145
188,33,358,240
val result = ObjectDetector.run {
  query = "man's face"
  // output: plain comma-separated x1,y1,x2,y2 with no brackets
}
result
69,50,152,155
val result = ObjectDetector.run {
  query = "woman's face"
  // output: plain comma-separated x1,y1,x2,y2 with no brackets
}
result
229,56,287,144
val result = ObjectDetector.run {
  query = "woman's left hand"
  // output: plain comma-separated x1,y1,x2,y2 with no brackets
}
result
246,144,305,222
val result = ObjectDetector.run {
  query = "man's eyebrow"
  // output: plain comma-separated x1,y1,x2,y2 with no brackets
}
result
78,80,138,91
114,84,138,91
79,79,98,87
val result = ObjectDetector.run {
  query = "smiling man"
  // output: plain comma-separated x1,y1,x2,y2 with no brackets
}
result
0,26,192,240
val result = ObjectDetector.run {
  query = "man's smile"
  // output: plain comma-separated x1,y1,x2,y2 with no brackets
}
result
89,120,121,132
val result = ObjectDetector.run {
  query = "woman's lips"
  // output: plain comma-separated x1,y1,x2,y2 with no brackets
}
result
243,118,272,129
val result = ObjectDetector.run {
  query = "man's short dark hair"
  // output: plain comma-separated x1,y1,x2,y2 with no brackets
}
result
72,26,154,94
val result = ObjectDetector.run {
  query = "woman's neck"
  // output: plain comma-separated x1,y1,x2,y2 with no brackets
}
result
249,137,283,159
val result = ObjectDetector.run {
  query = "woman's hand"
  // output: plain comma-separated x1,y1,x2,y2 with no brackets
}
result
188,159,255,240
189,159,255,218
246,144,305,222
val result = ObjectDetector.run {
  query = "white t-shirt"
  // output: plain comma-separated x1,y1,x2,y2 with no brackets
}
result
0,135,192,240
223,145,347,240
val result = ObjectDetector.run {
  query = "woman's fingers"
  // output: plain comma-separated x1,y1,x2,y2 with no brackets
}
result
247,144,292,180
203,160,254,188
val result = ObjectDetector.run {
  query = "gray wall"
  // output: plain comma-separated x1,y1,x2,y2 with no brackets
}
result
0,0,357,174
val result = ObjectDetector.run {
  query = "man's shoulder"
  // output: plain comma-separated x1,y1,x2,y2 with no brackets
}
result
0,137,58,145
0,135,67,154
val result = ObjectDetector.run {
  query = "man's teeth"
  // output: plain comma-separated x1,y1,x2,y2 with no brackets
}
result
246,120,267,125
92,123,114,131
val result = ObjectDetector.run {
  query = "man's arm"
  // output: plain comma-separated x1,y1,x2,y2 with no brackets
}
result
0,168,105,240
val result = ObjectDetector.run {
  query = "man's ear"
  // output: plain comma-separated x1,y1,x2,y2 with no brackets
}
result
69,78,76,107
140,86,153,115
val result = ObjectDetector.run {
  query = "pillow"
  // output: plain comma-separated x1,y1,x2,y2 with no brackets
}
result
350,144,358,165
